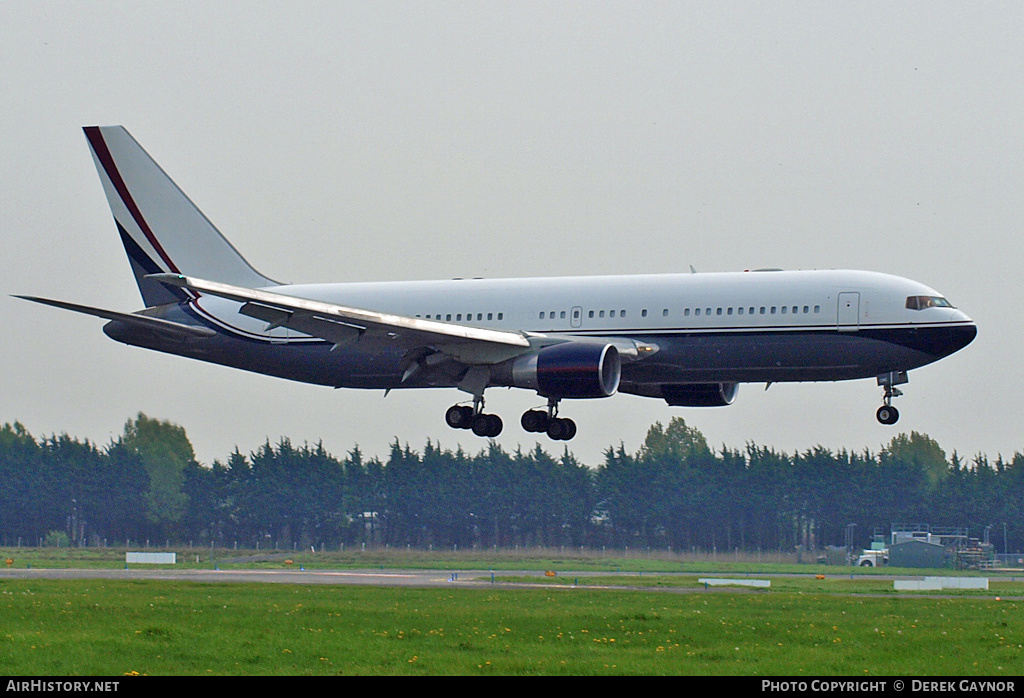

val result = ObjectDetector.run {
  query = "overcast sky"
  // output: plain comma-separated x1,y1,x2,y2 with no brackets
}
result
2,2,1021,467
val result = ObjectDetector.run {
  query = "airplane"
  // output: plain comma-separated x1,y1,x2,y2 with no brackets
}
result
17,126,977,441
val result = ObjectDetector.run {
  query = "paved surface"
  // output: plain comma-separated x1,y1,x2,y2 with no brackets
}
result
0,567,469,587
1,568,1019,598
0,568,749,593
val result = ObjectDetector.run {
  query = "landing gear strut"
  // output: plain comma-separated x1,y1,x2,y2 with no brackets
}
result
521,398,577,441
876,371,907,425
445,397,502,437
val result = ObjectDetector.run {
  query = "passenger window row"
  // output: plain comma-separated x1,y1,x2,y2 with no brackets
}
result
417,312,504,322
415,304,822,324
554,305,822,320
683,305,821,317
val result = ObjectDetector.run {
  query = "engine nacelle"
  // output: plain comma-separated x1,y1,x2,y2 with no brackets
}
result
507,343,621,398
662,382,739,407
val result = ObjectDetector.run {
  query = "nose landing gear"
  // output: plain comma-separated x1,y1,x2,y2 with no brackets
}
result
876,371,907,425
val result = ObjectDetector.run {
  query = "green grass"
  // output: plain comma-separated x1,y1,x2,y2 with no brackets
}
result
0,578,1020,675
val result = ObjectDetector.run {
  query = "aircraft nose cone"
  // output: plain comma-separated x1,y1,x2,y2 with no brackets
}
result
935,315,977,358
908,316,976,360
954,320,978,352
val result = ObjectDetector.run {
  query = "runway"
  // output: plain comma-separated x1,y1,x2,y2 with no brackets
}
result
2,568,1017,598
0,567,748,593
0,567,467,587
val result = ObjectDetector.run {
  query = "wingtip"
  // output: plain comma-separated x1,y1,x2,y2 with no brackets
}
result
12,294,44,304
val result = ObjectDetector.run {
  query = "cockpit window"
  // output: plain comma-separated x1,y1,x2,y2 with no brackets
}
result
906,295,953,310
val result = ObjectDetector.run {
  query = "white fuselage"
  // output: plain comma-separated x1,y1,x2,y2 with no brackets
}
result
194,269,969,341
156,268,974,396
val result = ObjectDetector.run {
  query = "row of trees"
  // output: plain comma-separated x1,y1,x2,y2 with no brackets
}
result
1,414,1022,552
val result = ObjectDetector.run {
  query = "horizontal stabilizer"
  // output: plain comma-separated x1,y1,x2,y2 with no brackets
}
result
13,296,216,339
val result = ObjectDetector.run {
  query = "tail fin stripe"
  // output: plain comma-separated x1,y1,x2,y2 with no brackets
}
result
117,222,191,304
84,126,180,275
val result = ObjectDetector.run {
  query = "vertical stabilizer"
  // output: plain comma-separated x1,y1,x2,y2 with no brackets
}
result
83,126,276,306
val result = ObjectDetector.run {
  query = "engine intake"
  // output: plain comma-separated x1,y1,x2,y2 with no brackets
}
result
508,343,621,399
662,383,738,407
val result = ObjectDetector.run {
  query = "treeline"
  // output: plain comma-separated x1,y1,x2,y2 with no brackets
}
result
1,414,1022,552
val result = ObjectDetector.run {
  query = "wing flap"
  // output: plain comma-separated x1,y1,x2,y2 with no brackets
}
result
239,302,365,348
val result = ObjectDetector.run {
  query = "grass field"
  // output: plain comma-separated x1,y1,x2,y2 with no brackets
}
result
1,578,1020,675
1,547,1020,676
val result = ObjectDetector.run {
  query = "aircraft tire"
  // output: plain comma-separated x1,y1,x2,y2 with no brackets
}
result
521,410,548,433
560,418,577,440
446,405,473,429
472,413,502,437
547,417,576,441
876,406,899,425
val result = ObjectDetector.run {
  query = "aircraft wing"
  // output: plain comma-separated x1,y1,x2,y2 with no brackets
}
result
149,273,535,364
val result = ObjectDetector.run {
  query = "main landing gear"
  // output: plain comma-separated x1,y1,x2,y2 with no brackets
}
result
445,397,578,440
876,370,908,425
521,398,577,441
445,400,503,437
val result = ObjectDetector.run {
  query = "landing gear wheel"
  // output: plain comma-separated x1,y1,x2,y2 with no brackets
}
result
876,405,899,425
446,405,474,429
521,409,549,433
472,413,503,437
546,419,566,440
546,417,577,441
559,418,577,441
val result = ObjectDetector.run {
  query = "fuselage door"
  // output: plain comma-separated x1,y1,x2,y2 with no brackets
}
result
837,292,860,332
571,306,583,328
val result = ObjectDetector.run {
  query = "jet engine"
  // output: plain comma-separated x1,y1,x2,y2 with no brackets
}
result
504,343,621,398
662,382,738,407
